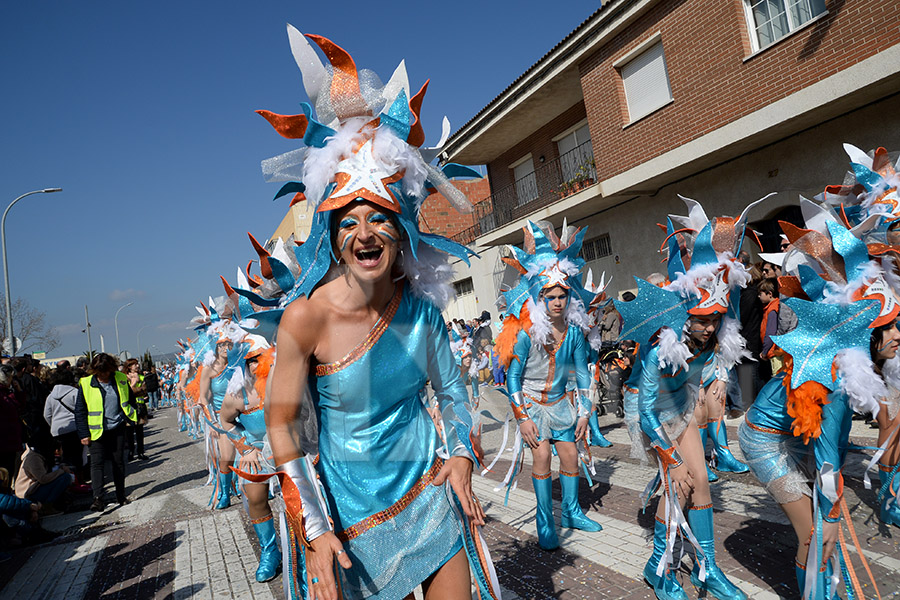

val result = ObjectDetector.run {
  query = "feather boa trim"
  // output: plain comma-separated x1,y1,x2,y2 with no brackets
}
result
883,354,900,391
254,347,275,402
656,327,691,372
782,355,831,443
184,365,202,403
716,317,750,371
496,306,532,369
836,348,883,419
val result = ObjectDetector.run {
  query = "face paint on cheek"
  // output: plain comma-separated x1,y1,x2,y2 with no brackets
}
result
338,230,355,253
337,216,359,253
367,213,398,243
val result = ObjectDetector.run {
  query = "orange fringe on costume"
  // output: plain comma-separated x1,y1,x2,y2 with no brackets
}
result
184,365,202,404
781,354,836,443
253,347,275,401
496,305,533,369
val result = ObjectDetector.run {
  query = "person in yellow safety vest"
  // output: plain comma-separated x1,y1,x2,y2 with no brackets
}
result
74,353,138,512
123,358,148,461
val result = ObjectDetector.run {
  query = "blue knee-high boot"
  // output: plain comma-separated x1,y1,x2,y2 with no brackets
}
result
588,409,613,447
252,514,282,582
687,505,747,600
643,517,687,600
560,471,602,532
698,424,718,483
879,464,900,527
532,474,559,550
709,418,749,473
215,471,232,510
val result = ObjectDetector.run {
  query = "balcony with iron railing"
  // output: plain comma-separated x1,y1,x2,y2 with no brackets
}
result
451,141,596,245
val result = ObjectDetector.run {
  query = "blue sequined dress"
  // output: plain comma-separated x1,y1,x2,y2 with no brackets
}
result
304,284,488,599
738,373,851,513
506,324,592,442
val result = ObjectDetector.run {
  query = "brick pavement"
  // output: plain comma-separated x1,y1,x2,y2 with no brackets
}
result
1,389,898,599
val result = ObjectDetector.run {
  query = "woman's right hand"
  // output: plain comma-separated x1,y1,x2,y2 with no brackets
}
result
306,532,352,600
821,520,839,567
520,419,540,449
669,462,694,499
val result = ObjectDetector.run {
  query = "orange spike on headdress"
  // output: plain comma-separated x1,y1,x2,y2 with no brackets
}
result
255,110,309,139
248,233,273,279
245,261,262,288
406,79,429,147
289,192,306,206
305,34,370,121
221,276,236,298
200,300,210,316
502,256,527,275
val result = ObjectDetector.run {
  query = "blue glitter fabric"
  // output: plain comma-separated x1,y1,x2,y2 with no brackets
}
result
308,284,480,598
208,372,229,412
506,324,592,440
742,374,853,516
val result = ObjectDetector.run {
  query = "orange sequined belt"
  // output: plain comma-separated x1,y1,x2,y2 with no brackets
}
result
337,458,444,542
745,417,791,436
524,391,568,407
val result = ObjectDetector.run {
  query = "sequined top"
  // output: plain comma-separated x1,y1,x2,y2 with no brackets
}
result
309,284,475,534
746,373,851,517
209,370,230,412
634,336,717,455
237,391,266,449
506,324,591,412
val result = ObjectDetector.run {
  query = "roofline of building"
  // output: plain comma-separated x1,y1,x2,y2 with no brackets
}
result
442,0,661,164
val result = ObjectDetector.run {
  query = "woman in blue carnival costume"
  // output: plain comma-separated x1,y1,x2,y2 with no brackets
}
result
616,197,768,600
220,337,283,583
194,304,247,510
738,199,894,599
820,143,900,531
493,219,604,551
256,26,500,600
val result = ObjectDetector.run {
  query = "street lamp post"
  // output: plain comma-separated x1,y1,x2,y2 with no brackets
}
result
137,324,150,358
114,302,133,358
2,188,62,355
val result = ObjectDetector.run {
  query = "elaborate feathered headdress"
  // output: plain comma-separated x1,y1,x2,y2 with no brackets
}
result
614,196,764,371
772,209,899,441
256,25,482,310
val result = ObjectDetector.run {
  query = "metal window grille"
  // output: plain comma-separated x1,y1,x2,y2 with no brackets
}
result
580,234,612,262
453,278,474,296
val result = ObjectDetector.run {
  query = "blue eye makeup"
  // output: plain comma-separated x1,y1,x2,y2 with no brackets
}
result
339,216,359,229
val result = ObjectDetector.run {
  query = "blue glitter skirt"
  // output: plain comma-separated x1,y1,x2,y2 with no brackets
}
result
738,420,812,505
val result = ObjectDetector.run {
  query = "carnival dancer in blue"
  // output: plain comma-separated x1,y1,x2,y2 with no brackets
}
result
220,341,283,583
739,211,894,599
494,220,604,550
195,309,246,510
259,26,500,600
821,143,900,532
616,197,768,600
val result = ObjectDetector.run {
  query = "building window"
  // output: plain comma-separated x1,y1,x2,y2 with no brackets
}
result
454,277,474,296
580,234,612,262
556,123,594,183
511,155,538,207
620,40,672,123
744,0,826,50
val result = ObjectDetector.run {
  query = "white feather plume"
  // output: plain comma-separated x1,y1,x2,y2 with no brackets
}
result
399,241,456,311
527,298,553,345
836,348,884,418
227,369,245,396
657,327,691,372
883,354,900,391
716,317,751,370
823,261,882,305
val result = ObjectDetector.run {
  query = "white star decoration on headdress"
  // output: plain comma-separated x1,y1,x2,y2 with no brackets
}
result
318,139,404,213
694,268,729,313
540,262,569,288
861,275,897,321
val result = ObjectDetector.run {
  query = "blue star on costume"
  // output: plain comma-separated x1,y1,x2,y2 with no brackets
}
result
771,297,880,390
614,278,691,345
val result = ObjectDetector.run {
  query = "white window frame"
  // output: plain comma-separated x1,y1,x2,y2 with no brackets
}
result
615,33,673,125
742,0,828,53
509,153,538,207
554,120,593,183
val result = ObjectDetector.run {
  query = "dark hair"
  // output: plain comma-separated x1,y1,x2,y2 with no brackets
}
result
50,368,76,387
758,279,777,297
90,353,118,375
12,356,30,371
123,358,140,373
871,320,897,368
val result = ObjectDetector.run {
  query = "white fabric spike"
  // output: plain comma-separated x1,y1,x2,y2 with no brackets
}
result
380,60,410,113
584,268,594,292
287,24,327,109
677,194,710,231
850,213,884,238
843,143,873,169
236,267,249,290
420,116,453,164
736,192,777,229
800,196,838,235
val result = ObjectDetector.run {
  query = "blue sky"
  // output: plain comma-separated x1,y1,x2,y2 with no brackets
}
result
0,1,599,359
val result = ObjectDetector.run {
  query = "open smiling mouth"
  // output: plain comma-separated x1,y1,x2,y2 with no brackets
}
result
355,246,384,266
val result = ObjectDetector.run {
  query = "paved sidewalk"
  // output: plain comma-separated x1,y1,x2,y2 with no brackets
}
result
1,389,898,599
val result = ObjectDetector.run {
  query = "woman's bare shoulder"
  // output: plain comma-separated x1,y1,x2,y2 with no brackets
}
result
279,294,331,352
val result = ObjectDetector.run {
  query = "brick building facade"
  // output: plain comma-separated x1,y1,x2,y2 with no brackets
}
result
441,0,900,319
